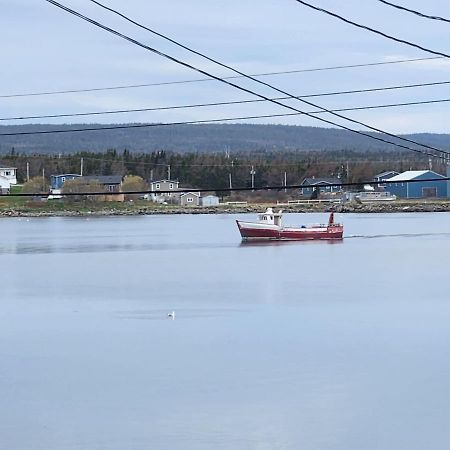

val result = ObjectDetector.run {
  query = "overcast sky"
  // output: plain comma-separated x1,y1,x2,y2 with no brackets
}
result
2,0,450,133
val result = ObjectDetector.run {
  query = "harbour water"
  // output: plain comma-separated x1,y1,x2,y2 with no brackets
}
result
1,212,450,450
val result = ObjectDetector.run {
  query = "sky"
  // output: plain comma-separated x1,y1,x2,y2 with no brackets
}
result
2,0,450,134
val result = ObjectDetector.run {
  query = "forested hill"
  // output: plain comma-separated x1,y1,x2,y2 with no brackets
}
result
1,123,450,154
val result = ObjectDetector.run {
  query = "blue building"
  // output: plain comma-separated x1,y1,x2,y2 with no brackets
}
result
387,170,446,198
447,166,450,199
50,174,81,190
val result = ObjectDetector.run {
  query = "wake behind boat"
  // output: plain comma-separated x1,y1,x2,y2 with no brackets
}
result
236,208,343,241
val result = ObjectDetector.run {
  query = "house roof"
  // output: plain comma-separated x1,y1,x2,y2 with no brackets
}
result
0,167,17,170
373,170,399,179
81,175,123,184
180,191,200,197
150,179,179,184
301,177,341,186
388,170,443,182
51,173,81,178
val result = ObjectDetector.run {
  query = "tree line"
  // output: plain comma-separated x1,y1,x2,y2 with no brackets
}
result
0,148,439,194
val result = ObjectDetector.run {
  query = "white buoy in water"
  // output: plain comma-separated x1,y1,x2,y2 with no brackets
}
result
168,311,175,319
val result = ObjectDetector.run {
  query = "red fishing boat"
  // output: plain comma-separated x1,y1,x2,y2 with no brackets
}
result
236,208,343,241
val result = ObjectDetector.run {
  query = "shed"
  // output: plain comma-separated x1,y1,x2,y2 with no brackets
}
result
387,170,446,198
180,192,200,206
201,195,219,207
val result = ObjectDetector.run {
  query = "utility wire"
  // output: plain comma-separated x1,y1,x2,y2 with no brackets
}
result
9,176,450,197
0,56,441,99
1,153,426,168
293,0,450,59
3,96,450,122
87,0,450,158
41,0,450,160
378,0,450,23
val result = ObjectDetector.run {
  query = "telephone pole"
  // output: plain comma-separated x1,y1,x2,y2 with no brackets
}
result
250,165,256,192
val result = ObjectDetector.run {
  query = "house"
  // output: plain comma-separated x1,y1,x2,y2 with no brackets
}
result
0,167,17,185
201,195,220,207
149,179,180,201
300,177,342,198
50,174,81,190
0,176,11,194
387,170,446,198
373,170,399,187
180,192,200,206
79,175,124,201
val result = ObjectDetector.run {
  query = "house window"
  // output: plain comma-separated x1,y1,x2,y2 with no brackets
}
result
169,183,173,189
155,183,160,190
5,171,11,176
187,197,193,203
107,185,115,192
61,177,66,183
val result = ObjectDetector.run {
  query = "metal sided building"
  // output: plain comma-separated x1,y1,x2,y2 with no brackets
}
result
387,170,446,199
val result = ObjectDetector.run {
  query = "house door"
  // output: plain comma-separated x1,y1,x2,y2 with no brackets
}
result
422,187,437,198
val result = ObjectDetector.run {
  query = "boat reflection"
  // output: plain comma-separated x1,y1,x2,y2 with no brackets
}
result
239,238,344,247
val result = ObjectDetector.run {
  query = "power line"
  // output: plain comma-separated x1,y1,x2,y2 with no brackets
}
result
293,0,450,59
87,0,450,158
3,95,450,122
8,176,450,197
378,0,450,23
43,1,450,160
1,152,427,169
0,56,441,99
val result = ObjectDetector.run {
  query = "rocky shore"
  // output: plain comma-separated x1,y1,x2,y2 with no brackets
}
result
1,200,450,217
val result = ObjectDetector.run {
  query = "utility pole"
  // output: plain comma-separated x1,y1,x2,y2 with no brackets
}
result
42,168,45,192
150,169,153,181
284,171,287,193
26,162,30,182
229,159,234,190
80,157,84,176
167,165,171,180
250,165,256,192
429,158,433,171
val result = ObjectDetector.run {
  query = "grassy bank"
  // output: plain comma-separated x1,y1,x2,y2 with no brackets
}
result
2,197,450,217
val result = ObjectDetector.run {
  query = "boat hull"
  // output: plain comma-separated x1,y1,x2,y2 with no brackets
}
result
236,220,343,241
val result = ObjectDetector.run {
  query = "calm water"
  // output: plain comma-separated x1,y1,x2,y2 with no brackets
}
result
1,212,450,450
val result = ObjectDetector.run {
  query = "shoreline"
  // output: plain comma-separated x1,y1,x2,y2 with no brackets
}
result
2,200,450,217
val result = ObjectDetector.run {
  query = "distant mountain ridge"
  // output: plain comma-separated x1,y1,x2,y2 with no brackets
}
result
1,123,449,154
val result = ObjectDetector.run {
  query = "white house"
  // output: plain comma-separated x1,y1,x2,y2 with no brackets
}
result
0,167,17,185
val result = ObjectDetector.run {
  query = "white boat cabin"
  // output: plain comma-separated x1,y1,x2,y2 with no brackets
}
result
258,208,283,226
